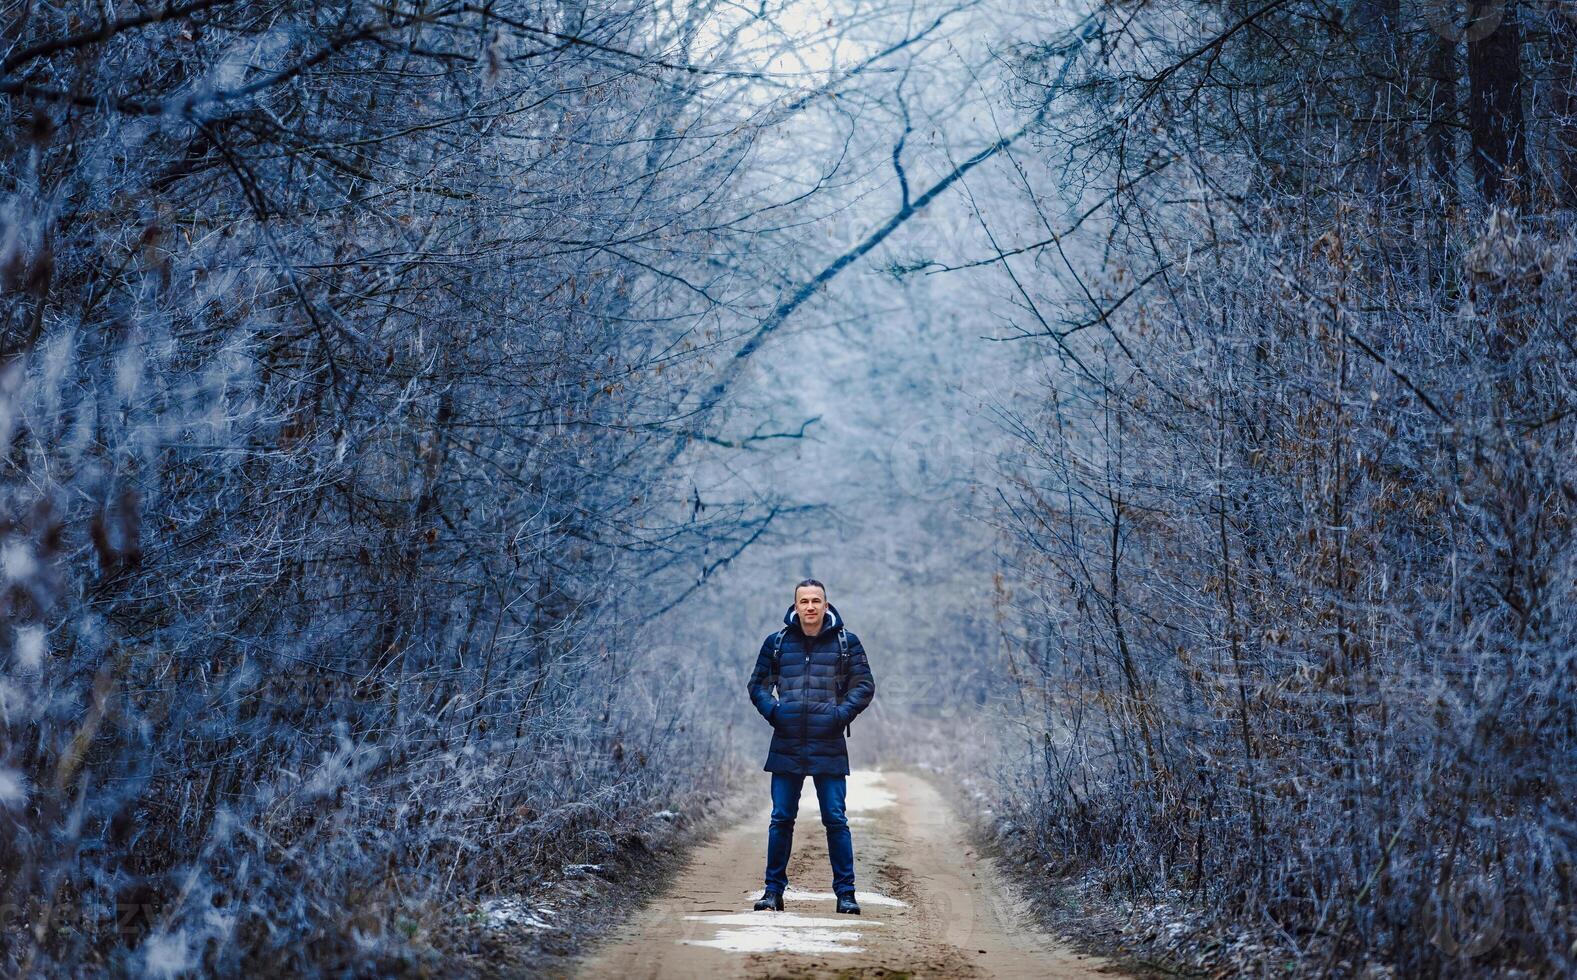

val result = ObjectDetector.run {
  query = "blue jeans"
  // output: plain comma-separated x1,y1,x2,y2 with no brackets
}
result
764,772,855,897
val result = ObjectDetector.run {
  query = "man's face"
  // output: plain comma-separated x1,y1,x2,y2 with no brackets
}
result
795,586,826,631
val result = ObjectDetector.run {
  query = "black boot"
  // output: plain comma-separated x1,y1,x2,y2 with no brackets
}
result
753,889,784,911
835,892,860,915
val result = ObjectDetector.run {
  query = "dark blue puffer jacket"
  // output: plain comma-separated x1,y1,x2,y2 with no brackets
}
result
747,602,875,775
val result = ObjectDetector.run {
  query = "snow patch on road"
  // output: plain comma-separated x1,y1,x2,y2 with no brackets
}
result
844,769,896,812
681,926,867,954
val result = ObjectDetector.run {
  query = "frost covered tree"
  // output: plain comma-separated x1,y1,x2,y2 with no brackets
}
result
979,0,1577,974
0,0,961,972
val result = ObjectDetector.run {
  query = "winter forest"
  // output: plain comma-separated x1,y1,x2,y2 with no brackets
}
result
1,0,1574,976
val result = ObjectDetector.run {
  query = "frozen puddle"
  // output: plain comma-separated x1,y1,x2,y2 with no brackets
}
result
738,886,908,907
681,911,879,954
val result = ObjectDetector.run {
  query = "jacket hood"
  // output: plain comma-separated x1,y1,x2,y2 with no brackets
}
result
783,601,842,635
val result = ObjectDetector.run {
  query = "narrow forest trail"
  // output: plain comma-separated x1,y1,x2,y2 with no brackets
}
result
564,769,1122,980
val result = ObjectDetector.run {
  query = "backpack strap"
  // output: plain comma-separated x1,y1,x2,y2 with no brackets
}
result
770,627,788,684
835,627,852,737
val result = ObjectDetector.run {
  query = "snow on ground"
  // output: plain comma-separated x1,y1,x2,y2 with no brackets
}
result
844,769,897,812
477,897,557,930
681,925,869,953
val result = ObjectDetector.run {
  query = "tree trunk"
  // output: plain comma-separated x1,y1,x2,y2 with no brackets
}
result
1426,32,1458,196
1548,2,1577,203
1467,0,1528,201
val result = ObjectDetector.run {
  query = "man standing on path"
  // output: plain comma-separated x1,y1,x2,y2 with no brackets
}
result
746,579,876,915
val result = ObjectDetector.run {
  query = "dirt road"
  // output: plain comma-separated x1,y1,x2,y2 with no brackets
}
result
570,768,1121,979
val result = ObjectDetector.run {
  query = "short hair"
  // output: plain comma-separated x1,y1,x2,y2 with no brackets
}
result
794,578,826,599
